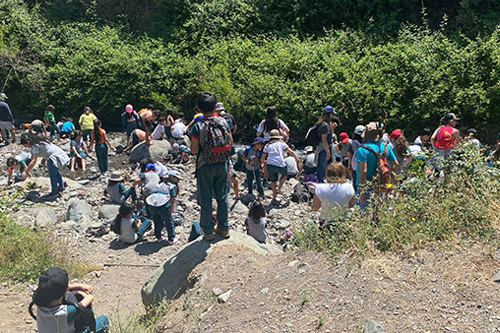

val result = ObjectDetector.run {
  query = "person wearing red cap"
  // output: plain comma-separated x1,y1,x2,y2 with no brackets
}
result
121,104,140,146
338,132,351,172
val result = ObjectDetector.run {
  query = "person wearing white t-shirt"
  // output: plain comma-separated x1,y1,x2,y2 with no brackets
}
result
151,117,167,140
261,129,299,204
172,121,187,143
256,106,290,141
308,162,354,225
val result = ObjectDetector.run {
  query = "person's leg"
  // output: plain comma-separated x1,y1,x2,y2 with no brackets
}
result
10,127,15,143
0,128,6,142
47,160,59,195
162,204,175,242
96,143,108,173
70,157,76,171
316,150,327,183
277,169,287,193
147,205,163,240
232,176,239,197
197,166,215,235
135,218,152,240
271,181,277,200
246,169,254,195
255,169,264,196
122,187,138,202
213,163,229,232
81,157,86,171
188,221,202,242
94,315,109,333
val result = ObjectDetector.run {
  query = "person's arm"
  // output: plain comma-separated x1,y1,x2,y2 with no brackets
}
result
68,283,93,294
71,143,78,155
79,115,84,128
311,194,321,211
233,123,237,134
431,127,440,146
190,136,199,154
347,151,353,171
321,133,331,160
90,129,95,146
260,152,268,165
132,176,142,187
256,121,264,137
22,154,38,178
76,291,94,308
103,131,115,150
454,129,460,145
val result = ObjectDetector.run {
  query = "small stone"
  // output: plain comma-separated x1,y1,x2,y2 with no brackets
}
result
492,270,500,282
90,167,98,173
69,191,78,197
277,220,290,230
217,290,232,303
212,288,224,297
77,179,90,185
260,288,269,295
363,320,383,333
288,260,299,267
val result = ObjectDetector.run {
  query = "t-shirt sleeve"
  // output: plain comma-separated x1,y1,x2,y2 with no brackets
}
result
30,145,40,155
189,122,200,139
282,142,289,151
140,173,146,181
70,140,76,147
385,144,397,163
263,145,270,154
170,184,177,197
66,304,78,323
356,147,367,163
257,121,264,133
317,122,328,136
348,142,354,154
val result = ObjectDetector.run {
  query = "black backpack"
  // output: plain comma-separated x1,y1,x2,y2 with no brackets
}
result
29,291,96,332
305,124,320,147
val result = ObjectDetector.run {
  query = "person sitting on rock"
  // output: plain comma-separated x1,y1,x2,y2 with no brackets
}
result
111,203,152,244
302,146,318,183
244,200,267,243
69,131,90,172
6,151,32,185
104,171,138,204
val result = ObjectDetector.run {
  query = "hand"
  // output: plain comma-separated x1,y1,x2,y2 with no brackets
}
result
21,171,27,179
326,151,331,160
360,193,366,205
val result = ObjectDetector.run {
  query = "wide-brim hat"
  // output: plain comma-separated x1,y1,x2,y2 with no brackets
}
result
32,268,68,307
215,102,225,112
269,129,282,140
362,122,379,142
109,171,124,182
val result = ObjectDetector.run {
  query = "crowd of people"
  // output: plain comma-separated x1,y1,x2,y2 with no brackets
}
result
1,89,498,333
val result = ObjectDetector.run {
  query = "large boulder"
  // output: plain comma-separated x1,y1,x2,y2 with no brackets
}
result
35,207,58,228
18,177,82,192
129,140,171,163
98,204,120,220
66,199,93,231
141,231,280,306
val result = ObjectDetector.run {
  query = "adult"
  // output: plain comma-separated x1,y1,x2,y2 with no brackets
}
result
347,125,364,192
314,105,336,183
356,122,398,209
164,109,175,140
171,117,187,145
121,104,139,145
330,115,341,161
139,106,160,145
256,106,290,142
20,133,70,196
90,119,114,173
414,128,431,147
79,106,97,145
431,112,460,160
310,162,355,222
0,93,16,143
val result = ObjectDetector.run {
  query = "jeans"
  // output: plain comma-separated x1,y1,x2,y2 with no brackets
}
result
147,203,175,240
135,218,152,241
246,168,264,196
188,221,202,242
316,149,328,183
47,159,64,195
95,143,108,173
80,315,109,333
197,162,229,235
357,188,372,210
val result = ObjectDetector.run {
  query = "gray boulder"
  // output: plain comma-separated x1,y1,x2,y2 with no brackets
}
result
129,140,171,163
35,207,58,228
98,204,120,220
66,199,93,230
141,231,277,306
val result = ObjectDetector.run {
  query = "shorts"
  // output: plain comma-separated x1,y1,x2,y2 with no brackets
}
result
0,121,14,130
82,129,92,141
287,173,297,180
70,151,86,159
266,164,287,182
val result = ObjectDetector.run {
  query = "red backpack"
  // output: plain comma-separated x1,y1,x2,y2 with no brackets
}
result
434,126,455,149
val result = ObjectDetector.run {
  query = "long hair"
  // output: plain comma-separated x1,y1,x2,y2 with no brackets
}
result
263,107,279,133
93,119,102,143
112,203,135,235
325,162,347,184
315,111,333,125
20,133,50,146
248,201,266,221
395,135,409,158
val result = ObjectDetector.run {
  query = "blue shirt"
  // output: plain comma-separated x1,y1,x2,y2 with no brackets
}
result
355,142,396,187
61,121,75,133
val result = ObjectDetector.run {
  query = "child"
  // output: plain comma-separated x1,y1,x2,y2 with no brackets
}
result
145,181,177,244
228,160,240,198
140,158,169,179
6,152,31,184
44,104,60,140
30,267,108,333
244,200,267,243
123,128,146,153
151,117,167,140
60,118,75,138
104,171,138,204
260,129,299,204
338,132,351,169
111,203,152,243
242,137,265,197
164,169,183,212
303,146,317,182
133,163,160,199
69,131,89,172
285,152,300,179
79,106,97,145
30,119,45,136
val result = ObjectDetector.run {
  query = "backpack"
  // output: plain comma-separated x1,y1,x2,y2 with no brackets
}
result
29,291,96,332
199,116,232,165
360,143,391,189
305,124,320,147
435,125,455,149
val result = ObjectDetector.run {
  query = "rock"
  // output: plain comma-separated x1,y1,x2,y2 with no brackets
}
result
493,270,500,282
69,191,78,198
77,179,90,185
217,290,232,303
98,204,120,220
129,140,171,163
18,177,82,191
35,207,58,228
239,193,256,206
277,220,291,230
231,201,248,214
142,231,277,306
260,287,269,295
212,288,224,297
61,220,77,230
363,320,383,333
66,199,93,230
90,167,98,173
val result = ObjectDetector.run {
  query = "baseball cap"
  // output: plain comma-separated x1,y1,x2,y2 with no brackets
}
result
354,125,365,136
331,116,342,125
390,129,402,140
323,105,337,114
0,93,7,101
251,137,266,146
339,132,349,144
32,267,68,307
362,122,379,142
215,102,225,112
125,104,133,113
167,170,184,180
444,112,460,122
146,163,156,171
467,128,477,136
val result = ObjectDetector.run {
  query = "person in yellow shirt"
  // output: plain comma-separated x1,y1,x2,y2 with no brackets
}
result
79,106,97,148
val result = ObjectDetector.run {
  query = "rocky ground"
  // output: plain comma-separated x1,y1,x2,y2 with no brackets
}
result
0,133,499,332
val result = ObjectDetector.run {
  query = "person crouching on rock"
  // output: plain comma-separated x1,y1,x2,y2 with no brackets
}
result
104,171,138,205
6,152,32,185
145,181,177,244
111,203,152,244
123,128,146,154
20,133,70,196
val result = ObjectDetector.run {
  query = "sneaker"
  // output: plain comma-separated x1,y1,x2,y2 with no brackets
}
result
156,237,164,243
215,227,230,239
203,232,215,241
167,238,177,245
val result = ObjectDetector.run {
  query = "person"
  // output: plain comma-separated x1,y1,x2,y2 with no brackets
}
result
314,106,337,183
56,117,66,132
284,152,300,179
164,109,175,140
121,104,139,145
330,115,341,161
256,106,290,141
69,131,89,172
164,169,183,212
78,106,97,146
44,105,60,141
228,160,240,198
414,128,432,147
244,200,267,243
388,129,402,151
145,180,177,244
133,163,160,199
356,122,398,209
139,158,169,179
0,93,16,143
394,135,410,174
6,151,31,184
140,107,161,145
189,92,233,240
30,119,45,135
338,132,351,169
111,203,152,244
309,162,355,225
260,129,299,204
216,102,237,133
303,146,317,182
21,133,70,196
31,267,109,333
347,125,364,191
151,117,168,140
431,112,460,160
123,128,146,153
90,119,114,174
465,128,482,148
104,171,138,204
171,117,187,145
60,118,75,138
242,137,266,197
